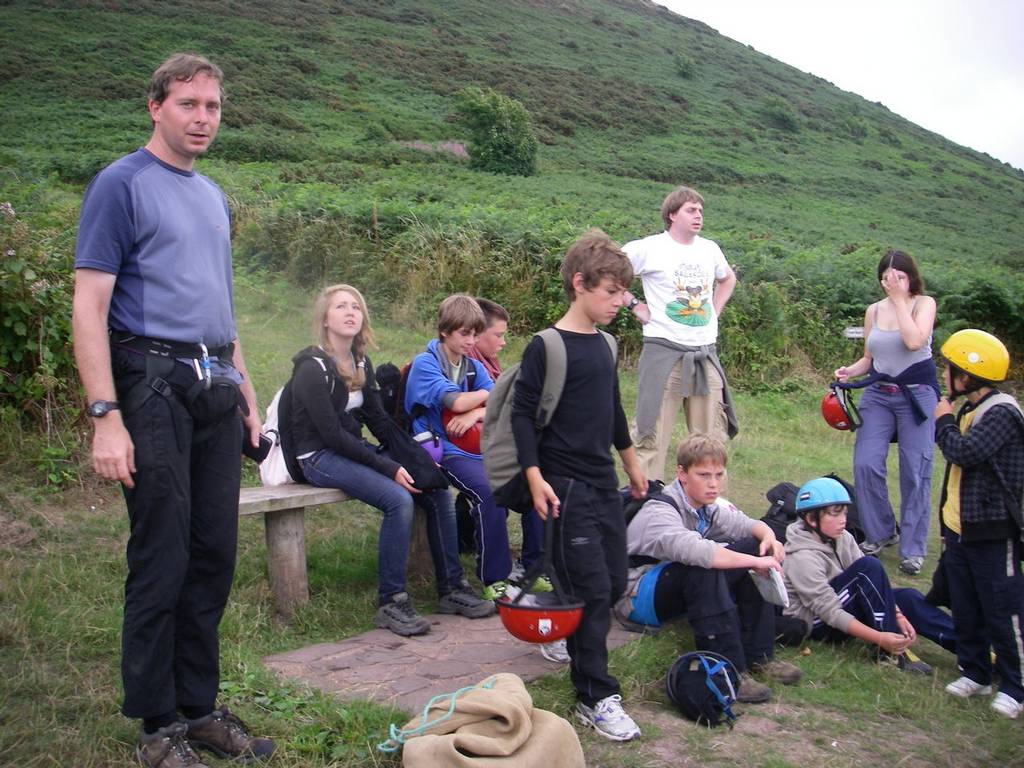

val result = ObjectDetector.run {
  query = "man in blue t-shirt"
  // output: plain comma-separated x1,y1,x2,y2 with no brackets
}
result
71,53,274,766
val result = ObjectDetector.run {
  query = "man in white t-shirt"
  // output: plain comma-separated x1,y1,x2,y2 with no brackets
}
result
623,186,738,481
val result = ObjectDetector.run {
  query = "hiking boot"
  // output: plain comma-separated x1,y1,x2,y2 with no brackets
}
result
899,556,924,575
751,659,803,685
860,533,899,556
539,638,571,663
736,673,772,703
574,694,641,741
991,692,1024,719
374,592,431,636
945,676,993,698
185,707,276,762
137,723,209,768
438,585,496,618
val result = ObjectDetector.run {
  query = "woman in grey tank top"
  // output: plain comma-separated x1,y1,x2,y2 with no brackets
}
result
834,251,938,575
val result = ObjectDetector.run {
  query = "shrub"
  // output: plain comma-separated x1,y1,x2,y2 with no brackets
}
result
673,52,697,79
761,97,800,132
452,86,538,176
0,202,78,429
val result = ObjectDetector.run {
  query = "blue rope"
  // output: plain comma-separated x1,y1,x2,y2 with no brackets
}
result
377,677,499,753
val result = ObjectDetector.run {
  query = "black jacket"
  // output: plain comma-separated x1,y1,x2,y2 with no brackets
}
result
936,390,1024,542
285,346,400,481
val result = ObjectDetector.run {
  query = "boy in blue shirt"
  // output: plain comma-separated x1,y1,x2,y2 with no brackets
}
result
512,229,647,741
405,294,514,596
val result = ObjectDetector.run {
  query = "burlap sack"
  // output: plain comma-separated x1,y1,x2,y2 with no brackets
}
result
400,673,584,768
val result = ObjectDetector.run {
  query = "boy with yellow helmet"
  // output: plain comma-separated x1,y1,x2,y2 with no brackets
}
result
934,329,1024,719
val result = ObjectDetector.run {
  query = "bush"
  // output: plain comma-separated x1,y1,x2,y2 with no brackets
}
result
673,52,697,79
0,202,78,429
452,86,538,176
761,97,800,132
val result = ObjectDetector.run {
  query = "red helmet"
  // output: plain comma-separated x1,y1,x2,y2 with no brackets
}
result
497,518,584,644
497,591,584,644
442,409,482,454
821,386,860,431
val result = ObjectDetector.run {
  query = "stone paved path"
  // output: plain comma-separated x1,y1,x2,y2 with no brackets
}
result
264,612,638,714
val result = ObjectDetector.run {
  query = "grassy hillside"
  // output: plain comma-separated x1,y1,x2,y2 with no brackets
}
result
1,0,1023,424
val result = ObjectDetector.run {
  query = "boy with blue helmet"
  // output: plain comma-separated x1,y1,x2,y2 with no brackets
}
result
782,478,931,673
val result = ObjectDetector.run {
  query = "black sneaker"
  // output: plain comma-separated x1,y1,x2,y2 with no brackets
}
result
896,653,933,675
438,584,496,618
879,652,933,675
375,592,431,636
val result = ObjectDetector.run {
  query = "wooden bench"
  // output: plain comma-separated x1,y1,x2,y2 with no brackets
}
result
238,484,437,619
239,484,349,619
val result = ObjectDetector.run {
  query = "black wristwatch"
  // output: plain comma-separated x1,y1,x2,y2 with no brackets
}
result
87,400,120,418
626,296,641,311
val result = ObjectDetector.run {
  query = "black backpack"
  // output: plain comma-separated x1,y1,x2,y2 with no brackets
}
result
759,475,866,544
666,651,740,727
374,361,406,426
622,479,676,526
622,480,682,568
375,360,428,433
760,481,799,543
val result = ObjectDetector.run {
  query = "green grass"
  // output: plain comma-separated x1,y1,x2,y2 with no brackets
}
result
2,0,1024,763
2,280,1021,767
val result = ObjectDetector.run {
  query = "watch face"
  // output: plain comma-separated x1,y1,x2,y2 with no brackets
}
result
88,401,117,417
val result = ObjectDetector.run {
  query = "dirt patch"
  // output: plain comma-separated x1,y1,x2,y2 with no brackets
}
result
400,140,468,158
576,697,996,768
0,508,37,549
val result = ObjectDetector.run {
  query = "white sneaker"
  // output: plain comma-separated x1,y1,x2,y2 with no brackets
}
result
574,694,641,741
991,692,1024,719
539,638,570,663
945,676,993,698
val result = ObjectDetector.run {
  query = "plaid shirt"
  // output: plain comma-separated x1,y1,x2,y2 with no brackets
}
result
936,391,1024,541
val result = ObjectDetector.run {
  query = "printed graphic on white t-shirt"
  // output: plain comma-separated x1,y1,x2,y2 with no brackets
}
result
667,262,713,328
623,232,728,347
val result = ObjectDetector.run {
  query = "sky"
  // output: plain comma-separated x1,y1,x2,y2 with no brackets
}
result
655,0,1024,170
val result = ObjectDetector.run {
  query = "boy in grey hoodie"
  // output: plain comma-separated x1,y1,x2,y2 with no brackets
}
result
619,434,802,702
783,477,929,672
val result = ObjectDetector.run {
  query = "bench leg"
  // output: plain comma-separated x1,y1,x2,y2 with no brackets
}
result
264,506,308,618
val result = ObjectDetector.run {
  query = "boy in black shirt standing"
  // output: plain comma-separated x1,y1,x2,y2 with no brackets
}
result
511,229,647,741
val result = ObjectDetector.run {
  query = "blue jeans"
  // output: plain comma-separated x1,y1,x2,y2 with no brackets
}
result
300,448,464,602
853,384,937,558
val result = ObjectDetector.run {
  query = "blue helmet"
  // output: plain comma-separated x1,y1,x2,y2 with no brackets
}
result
795,477,850,517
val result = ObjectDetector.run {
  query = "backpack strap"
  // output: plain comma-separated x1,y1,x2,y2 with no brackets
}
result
598,328,618,365
534,328,617,430
535,328,567,429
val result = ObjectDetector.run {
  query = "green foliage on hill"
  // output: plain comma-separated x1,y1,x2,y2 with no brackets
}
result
1,0,1023,425
453,86,538,176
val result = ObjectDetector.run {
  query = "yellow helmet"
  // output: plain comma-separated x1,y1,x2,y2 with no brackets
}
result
940,329,1009,383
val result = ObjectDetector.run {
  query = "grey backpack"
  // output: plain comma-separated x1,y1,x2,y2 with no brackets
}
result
482,328,616,510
